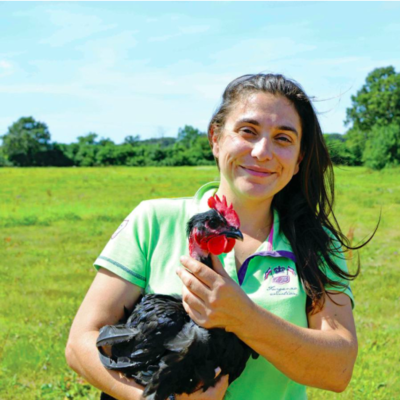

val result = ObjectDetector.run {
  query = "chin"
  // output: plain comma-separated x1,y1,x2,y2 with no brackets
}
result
232,178,276,201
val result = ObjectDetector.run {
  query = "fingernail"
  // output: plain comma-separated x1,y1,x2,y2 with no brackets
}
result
180,255,188,263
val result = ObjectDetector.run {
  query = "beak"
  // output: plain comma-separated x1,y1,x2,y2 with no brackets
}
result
222,228,243,241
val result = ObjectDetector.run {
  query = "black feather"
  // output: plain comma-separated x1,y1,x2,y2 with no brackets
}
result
97,208,258,400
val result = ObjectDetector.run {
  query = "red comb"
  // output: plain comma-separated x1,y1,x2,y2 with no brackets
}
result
207,195,240,228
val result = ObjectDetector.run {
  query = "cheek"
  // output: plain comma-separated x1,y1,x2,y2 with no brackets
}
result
219,135,250,161
275,147,301,170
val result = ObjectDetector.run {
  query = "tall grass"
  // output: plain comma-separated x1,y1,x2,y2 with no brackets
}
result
0,166,399,399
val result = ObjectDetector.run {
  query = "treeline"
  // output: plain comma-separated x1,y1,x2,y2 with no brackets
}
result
1,66,399,170
324,122,400,169
0,124,215,167
324,66,400,170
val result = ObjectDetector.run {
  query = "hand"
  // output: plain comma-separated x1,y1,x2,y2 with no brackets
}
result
175,374,229,400
176,254,254,331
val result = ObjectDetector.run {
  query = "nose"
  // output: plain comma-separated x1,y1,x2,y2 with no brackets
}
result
251,137,272,161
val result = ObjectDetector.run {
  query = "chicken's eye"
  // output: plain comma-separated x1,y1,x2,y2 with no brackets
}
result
207,219,219,229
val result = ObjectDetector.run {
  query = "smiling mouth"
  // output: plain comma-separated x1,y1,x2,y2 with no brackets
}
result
240,166,275,177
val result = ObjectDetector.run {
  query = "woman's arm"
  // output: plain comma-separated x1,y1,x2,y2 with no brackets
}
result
66,268,229,400
65,268,145,400
235,293,357,392
177,255,358,393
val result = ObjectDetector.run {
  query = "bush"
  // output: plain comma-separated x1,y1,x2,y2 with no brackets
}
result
363,123,400,170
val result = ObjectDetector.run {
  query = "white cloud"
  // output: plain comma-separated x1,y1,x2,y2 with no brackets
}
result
261,20,314,36
0,60,12,69
384,24,400,33
76,30,139,68
3,4,399,142
0,60,14,78
148,24,210,42
40,9,117,47
148,33,180,43
209,38,316,66
179,25,210,35
0,82,86,97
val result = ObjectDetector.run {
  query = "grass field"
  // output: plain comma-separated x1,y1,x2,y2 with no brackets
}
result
0,166,399,400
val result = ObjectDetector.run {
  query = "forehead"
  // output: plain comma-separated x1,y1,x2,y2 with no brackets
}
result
226,92,301,133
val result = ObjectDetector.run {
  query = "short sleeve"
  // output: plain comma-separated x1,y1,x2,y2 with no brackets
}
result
322,237,355,309
94,202,151,289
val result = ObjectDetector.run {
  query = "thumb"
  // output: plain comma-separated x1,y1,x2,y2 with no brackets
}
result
210,254,231,278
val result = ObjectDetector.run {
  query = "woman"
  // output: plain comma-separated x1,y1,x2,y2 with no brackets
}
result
66,74,359,400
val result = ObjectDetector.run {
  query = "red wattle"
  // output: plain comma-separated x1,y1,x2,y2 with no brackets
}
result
207,236,228,255
224,238,236,253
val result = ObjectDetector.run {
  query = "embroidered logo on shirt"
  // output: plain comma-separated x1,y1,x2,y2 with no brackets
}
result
111,220,129,239
264,266,299,296
264,266,297,284
264,266,297,285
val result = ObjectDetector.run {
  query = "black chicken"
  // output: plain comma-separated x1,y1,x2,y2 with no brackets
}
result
97,195,258,400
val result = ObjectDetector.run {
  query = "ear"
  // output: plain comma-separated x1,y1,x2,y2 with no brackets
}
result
293,151,304,175
209,125,220,158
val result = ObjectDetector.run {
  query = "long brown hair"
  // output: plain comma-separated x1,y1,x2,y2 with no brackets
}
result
208,73,373,313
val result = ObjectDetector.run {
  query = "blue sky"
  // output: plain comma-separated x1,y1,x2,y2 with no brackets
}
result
1,1,400,144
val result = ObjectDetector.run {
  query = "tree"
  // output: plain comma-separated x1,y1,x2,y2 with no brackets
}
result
345,66,400,131
124,135,141,145
74,145,98,166
363,123,400,170
0,146,12,166
177,125,203,148
323,133,353,165
74,133,100,166
343,128,367,166
1,117,51,166
98,137,115,146
77,132,98,145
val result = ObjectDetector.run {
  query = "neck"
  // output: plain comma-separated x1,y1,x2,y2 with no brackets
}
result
215,183,273,238
189,236,214,269
199,254,213,269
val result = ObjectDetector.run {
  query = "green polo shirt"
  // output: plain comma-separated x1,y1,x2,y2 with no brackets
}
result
94,182,354,400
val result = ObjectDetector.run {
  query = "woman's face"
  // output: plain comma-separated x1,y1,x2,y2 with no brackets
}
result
212,92,303,203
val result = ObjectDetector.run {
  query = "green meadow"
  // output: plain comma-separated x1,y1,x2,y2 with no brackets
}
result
0,166,399,400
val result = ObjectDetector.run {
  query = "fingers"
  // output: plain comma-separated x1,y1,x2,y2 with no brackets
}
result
179,256,217,288
210,254,230,278
175,373,229,399
182,299,204,325
181,285,205,315
204,374,229,399
177,267,210,301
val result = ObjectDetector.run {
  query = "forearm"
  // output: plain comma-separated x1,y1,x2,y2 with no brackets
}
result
66,330,145,400
231,303,357,392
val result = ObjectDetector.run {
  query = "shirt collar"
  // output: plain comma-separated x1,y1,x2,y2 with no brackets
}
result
194,181,219,211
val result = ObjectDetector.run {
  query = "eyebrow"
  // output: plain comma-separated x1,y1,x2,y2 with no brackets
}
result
236,118,299,137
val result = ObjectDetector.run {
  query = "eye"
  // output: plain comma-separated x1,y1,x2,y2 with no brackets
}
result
207,219,219,229
240,127,256,136
276,135,292,143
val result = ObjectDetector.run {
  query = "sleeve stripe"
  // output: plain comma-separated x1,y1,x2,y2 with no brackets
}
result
97,256,146,282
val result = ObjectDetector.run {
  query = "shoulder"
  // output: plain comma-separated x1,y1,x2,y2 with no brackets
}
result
131,181,218,223
124,196,198,238
319,227,355,308
132,196,195,222
321,226,347,259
